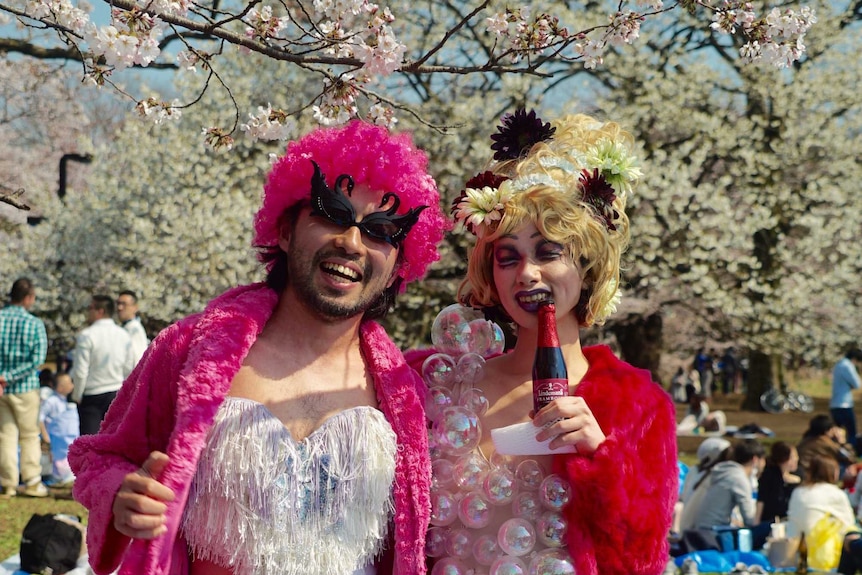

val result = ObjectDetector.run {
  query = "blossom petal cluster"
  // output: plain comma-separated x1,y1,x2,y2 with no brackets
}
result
245,5,289,41
708,2,817,68
485,7,569,63
82,8,165,70
239,104,295,141
312,75,359,126
135,97,182,125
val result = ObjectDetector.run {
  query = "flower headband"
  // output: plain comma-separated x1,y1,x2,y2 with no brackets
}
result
452,109,643,238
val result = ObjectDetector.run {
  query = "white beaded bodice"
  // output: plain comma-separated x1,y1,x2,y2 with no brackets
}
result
181,397,397,575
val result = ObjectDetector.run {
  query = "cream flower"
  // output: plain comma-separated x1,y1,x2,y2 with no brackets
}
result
584,138,643,195
454,183,513,237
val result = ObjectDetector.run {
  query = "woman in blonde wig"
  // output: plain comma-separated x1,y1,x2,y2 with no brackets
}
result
420,111,677,575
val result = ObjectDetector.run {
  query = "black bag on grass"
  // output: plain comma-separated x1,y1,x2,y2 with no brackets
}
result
20,513,83,575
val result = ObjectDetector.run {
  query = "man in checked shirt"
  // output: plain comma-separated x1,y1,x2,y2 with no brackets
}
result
0,277,49,498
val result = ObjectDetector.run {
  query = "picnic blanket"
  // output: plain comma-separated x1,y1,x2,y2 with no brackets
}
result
0,553,100,575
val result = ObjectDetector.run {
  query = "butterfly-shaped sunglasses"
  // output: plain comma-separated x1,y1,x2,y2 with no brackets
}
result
309,160,427,247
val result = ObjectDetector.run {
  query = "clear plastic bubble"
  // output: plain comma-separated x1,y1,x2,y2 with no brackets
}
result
428,428,444,461
423,353,458,388
458,491,494,529
431,304,483,355
515,460,545,491
430,489,458,526
432,458,456,490
431,557,470,575
433,406,482,457
458,387,490,417
454,453,491,491
426,386,455,422
528,548,576,575
539,475,572,511
466,319,494,358
445,528,475,559
486,322,506,357
497,518,536,557
536,511,568,548
484,467,518,505
426,526,448,557
490,555,528,575
472,534,502,566
511,491,543,523
491,452,517,472
457,353,486,386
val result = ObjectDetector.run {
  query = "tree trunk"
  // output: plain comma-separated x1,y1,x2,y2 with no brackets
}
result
741,349,777,411
612,312,663,384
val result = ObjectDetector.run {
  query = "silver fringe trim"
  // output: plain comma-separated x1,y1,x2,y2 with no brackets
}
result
182,398,397,575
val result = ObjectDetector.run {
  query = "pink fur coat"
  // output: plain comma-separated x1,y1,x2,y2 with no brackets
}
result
68,283,431,575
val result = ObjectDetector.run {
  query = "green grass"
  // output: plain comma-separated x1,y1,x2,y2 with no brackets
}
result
0,488,88,561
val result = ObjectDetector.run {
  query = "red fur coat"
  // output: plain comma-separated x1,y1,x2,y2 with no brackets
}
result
408,344,677,574
560,345,677,574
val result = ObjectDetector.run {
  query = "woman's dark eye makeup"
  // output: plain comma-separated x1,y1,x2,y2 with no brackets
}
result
494,240,564,266
537,242,564,259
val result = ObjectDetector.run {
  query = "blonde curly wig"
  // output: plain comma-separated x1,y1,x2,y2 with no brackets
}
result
457,113,639,327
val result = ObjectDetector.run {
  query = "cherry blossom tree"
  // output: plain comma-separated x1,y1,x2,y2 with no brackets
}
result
0,59,92,279
0,0,815,161
577,0,862,401
20,46,496,350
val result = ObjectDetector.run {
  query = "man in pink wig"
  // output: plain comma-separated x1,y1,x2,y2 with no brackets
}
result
69,121,449,575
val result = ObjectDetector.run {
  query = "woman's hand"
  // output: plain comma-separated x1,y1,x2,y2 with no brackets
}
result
532,396,606,455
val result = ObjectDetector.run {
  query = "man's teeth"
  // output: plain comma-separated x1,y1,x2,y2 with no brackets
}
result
519,293,549,303
322,263,360,281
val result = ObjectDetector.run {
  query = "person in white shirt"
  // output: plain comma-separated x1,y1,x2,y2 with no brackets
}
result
116,290,149,365
71,295,133,435
786,453,855,539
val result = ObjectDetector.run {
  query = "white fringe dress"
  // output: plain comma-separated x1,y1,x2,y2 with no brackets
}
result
181,397,398,575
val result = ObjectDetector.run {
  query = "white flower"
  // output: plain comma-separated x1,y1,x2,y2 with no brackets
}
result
574,39,605,69
600,280,622,319
606,12,642,46
136,98,182,125
313,103,353,126
368,103,398,129
485,13,509,35
353,26,406,77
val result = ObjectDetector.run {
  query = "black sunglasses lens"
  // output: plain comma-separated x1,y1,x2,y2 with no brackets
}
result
363,221,402,243
321,205,355,227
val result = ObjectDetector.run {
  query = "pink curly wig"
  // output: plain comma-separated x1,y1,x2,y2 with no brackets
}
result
254,120,449,286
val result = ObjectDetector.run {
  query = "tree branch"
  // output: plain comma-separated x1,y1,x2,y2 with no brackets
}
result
0,186,31,211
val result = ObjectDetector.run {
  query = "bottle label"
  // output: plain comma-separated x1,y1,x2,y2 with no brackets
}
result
533,378,568,411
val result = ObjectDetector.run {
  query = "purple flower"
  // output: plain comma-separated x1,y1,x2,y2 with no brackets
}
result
490,108,556,161
579,168,618,230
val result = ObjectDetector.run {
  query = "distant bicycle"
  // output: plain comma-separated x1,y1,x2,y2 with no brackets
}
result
760,383,815,414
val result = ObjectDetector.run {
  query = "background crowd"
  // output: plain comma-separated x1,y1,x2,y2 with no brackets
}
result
0,279,149,498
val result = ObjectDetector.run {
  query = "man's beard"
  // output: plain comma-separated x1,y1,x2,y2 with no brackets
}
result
286,243,387,322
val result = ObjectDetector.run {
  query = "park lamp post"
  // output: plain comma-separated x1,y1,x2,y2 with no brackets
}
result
26,152,93,225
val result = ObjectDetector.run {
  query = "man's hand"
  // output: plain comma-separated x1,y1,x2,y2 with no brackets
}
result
112,451,175,539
